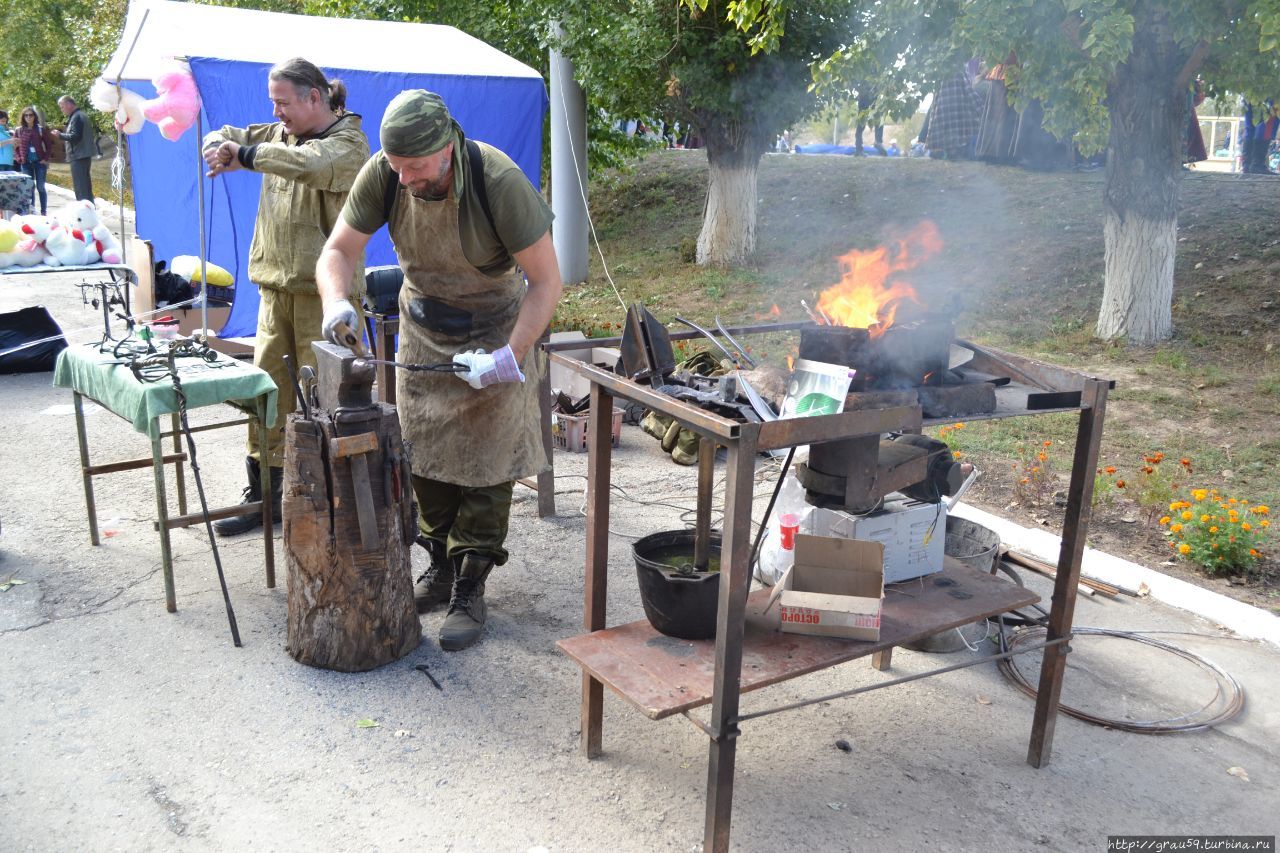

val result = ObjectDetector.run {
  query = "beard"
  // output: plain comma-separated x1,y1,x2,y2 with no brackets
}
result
409,156,453,200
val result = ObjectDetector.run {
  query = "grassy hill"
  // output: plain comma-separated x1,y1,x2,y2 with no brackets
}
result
565,151,1280,604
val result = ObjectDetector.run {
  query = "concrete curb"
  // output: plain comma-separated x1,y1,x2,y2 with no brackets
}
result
951,501,1280,647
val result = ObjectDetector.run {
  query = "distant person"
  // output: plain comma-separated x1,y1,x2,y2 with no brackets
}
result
54,95,94,201
924,69,982,160
1184,80,1208,165
14,106,54,215
0,110,16,172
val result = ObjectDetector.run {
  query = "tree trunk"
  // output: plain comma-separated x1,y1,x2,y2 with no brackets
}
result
696,132,763,266
283,407,421,672
1096,7,1192,345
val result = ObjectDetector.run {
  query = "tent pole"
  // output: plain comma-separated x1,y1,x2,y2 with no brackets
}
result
196,110,208,341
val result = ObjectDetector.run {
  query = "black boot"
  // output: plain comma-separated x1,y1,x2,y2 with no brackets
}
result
213,457,282,537
413,535,455,613
439,554,495,651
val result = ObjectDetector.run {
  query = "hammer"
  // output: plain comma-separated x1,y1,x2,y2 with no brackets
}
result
330,431,381,550
331,321,368,359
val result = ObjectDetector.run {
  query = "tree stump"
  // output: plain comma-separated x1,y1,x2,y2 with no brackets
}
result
283,403,421,671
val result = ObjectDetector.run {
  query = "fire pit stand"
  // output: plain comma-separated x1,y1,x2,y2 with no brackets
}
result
550,334,1111,853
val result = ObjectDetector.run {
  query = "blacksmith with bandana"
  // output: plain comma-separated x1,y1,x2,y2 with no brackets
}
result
316,90,561,651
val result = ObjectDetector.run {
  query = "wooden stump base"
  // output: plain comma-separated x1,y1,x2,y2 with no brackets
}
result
283,404,421,671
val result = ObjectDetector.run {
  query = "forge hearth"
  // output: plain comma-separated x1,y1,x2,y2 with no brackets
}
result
799,319,953,391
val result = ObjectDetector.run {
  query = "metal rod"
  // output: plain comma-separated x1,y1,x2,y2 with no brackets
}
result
196,110,208,340
540,320,816,352
734,637,1069,724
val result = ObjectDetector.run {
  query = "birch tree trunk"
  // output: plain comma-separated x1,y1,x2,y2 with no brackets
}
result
695,123,767,266
1096,8,1190,345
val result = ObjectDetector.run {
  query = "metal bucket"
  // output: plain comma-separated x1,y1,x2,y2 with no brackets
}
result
633,529,721,640
903,516,1000,653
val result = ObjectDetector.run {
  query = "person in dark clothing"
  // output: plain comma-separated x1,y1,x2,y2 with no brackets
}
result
14,106,54,215
54,95,95,201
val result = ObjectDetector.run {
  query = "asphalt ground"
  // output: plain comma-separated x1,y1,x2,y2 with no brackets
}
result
1,188,1276,851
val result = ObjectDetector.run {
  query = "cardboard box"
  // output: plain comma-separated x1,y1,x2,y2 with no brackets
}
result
768,535,884,640
806,497,945,584
548,331,622,399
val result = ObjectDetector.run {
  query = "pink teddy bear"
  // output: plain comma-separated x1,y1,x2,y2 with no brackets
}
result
140,65,201,142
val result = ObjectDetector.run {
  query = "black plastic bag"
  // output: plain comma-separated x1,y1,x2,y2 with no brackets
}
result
0,306,68,374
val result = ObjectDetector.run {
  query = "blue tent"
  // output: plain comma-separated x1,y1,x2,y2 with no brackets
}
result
103,0,548,338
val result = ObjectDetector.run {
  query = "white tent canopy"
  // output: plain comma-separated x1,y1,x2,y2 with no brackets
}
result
104,0,543,82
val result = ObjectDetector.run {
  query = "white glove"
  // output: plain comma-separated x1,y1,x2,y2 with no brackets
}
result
321,299,359,347
452,345,525,390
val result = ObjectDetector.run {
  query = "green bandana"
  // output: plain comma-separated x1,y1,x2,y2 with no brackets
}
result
380,89,459,157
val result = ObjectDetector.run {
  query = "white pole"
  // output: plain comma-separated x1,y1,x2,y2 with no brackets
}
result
549,21,589,285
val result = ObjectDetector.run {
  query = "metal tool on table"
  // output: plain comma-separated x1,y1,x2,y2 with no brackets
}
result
620,302,676,386
674,315,745,369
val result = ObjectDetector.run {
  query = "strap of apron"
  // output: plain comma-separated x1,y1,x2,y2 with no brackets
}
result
382,139,496,235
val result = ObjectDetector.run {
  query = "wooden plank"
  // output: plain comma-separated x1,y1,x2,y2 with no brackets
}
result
557,558,1039,720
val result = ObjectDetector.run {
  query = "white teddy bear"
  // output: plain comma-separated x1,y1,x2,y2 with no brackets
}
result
44,226,94,267
59,201,123,265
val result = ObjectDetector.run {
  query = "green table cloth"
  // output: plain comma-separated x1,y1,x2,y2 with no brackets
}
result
53,342,277,438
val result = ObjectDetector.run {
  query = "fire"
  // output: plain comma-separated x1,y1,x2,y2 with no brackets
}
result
816,221,943,337
755,304,782,322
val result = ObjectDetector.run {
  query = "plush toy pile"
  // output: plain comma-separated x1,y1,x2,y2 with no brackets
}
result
0,200,124,269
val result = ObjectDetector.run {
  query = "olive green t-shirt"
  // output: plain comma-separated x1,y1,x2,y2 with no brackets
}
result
342,138,553,277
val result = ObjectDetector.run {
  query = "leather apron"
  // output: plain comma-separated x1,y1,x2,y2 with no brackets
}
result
390,188,548,487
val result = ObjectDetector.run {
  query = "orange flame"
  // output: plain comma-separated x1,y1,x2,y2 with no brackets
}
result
816,222,943,337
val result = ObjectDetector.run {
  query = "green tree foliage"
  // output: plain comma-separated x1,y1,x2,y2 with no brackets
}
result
0,0,126,132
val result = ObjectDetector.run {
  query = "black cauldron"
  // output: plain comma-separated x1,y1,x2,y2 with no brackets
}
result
633,529,722,640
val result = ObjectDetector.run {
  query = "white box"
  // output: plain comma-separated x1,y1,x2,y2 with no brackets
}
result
806,497,945,584
548,331,623,400
767,535,884,640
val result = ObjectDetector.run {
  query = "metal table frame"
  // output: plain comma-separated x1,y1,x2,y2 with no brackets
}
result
552,342,1109,853
69,377,275,614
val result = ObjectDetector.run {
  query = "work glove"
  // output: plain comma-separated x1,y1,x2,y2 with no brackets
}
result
453,345,525,390
321,299,360,347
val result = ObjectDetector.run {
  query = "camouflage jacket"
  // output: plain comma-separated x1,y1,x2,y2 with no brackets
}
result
203,113,368,294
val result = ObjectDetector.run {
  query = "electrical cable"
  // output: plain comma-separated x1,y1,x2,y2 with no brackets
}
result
996,624,1245,733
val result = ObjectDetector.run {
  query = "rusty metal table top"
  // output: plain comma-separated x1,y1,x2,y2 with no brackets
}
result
557,557,1039,720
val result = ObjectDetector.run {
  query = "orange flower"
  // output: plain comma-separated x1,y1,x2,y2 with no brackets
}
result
1261,519,1271,528
1043,440,1052,447
1142,466,1154,475
1193,489,1208,502
953,451,963,460
1254,505,1270,515
1178,543,1191,555
954,422,966,430
1170,523,1183,533
1105,466,1117,475
1242,522,1252,531
1180,457,1192,469
1037,452,1048,462
1200,514,1211,523
1116,480,1126,489
1159,516,1171,525
1209,526,1219,534
1251,549,1260,557
1181,511,1193,521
